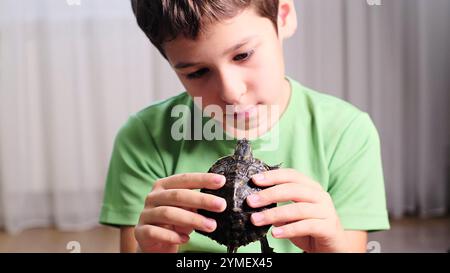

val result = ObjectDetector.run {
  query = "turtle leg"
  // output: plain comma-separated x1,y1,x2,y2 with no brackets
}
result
227,246,237,253
265,163,282,171
260,236,274,253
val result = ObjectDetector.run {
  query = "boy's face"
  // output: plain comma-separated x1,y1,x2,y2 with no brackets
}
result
164,5,294,136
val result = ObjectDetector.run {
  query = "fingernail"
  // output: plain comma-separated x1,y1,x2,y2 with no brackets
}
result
204,218,216,230
214,175,225,184
252,173,265,182
251,212,264,224
247,194,260,204
213,198,225,209
272,227,283,237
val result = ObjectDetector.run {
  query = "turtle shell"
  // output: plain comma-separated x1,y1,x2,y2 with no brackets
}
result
197,139,280,253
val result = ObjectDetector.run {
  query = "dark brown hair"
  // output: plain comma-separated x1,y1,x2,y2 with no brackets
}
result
131,0,279,58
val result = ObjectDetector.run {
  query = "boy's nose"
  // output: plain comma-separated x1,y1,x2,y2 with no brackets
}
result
217,72,246,104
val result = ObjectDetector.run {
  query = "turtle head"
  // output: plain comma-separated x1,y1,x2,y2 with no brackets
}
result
234,138,252,160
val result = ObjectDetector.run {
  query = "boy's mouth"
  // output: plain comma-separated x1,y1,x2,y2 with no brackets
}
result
225,105,258,119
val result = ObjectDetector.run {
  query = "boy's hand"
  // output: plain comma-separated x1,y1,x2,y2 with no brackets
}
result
247,169,350,253
134,173,227,253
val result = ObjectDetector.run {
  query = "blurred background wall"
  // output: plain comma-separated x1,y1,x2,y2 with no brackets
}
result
0,0,449,235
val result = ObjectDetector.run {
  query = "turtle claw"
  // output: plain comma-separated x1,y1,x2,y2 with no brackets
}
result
260,236,274,253
265,163,282,171
227,246,237,253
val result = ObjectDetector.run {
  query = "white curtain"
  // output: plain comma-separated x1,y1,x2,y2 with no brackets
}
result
286,0,450,218
0,0,449,233
0,0,182,233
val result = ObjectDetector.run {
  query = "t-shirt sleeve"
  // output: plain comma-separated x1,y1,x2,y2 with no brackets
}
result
99,114,166,227
327,113,390,231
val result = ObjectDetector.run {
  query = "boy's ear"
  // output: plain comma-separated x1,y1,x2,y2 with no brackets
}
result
277,0,298,39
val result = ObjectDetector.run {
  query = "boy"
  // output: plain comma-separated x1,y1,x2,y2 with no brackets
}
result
100,0,389,253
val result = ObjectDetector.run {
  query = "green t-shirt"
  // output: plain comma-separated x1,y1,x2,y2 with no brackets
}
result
99,77,390,253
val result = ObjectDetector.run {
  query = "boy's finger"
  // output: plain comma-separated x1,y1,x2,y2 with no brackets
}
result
174,225,194,236
271,219,324,239
146,189,226,212
251,202,327,226
140,206,218,233
247,183,326,207
155,173,225,190
251,168,323,191
135,224,190,246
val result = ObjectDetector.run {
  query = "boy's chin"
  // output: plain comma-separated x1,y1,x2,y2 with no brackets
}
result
206,104,280,139
221,116,271,140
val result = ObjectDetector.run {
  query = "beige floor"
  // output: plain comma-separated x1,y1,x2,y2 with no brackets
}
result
0,226,119,253
0,217,448,253
368,216,450,253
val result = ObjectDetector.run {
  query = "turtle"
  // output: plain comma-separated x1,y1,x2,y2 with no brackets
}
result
197,138,281,253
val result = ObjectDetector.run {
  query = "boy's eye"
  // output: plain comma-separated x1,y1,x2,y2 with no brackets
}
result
233,50,254,62
187,68,209,79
